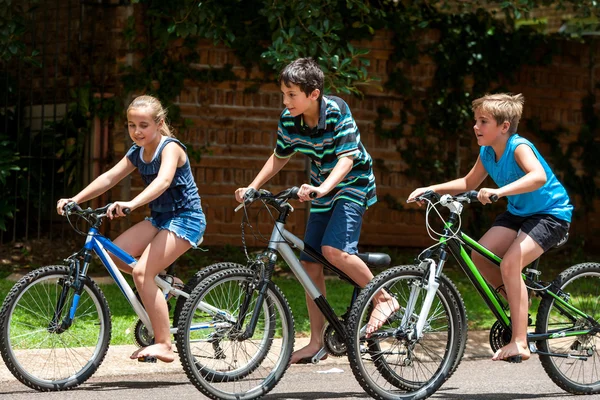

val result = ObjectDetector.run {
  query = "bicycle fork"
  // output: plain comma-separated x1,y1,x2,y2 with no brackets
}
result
403,259,440,341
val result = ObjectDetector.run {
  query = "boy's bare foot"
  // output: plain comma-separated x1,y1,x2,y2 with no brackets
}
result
130,343,175,363
365,297,400,337
492,341,530,362
289,344,326,365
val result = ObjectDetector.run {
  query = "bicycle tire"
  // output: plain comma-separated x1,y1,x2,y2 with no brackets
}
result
0,265,111,391
535,262,600,395
347,265,467,400
173,262,245,332
176,267,294,400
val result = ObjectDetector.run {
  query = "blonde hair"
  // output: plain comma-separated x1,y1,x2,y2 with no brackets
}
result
127,95,175,137
471,93,524,135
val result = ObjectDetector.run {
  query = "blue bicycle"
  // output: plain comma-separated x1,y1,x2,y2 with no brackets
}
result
0,203,241,391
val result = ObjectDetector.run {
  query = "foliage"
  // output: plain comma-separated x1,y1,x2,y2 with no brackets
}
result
0,1,41,232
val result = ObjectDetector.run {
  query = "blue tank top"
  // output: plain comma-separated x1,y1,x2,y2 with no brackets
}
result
126,137,201,215
479,134,572,222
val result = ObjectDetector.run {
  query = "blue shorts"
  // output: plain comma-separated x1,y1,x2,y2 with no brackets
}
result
146,209,206,248
300,199,365,263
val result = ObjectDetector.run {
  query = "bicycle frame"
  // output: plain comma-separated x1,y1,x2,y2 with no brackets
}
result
412,204,598,345
238,201,362,343
67,225,227,337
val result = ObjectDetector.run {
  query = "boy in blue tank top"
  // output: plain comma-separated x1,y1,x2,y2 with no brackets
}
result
408,93,573,363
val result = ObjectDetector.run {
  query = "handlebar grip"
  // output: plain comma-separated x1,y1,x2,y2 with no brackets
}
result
309,192,317,199
490,194,498,202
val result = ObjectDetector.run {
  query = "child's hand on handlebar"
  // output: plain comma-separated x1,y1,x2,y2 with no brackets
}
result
106,202,132,219
56,198,76,215
235,187,256,203
477,188,500,205
407,187,433,206
298,184,321,202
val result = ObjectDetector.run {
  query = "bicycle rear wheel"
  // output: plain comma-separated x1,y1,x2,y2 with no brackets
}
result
0,265,111,391
535,262,600,395
176,268,294,400
347,265,466,400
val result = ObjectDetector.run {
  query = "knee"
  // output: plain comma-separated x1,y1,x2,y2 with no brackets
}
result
499,258,520,277
322,246,346,266
132,266,146,284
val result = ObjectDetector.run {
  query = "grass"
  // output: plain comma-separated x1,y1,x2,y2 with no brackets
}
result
0,244,597,347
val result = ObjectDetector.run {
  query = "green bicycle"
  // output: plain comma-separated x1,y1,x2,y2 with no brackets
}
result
346,190,600,400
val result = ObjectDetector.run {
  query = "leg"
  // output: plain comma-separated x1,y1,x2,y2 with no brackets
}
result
471,226,518,295
289,260,328,364
322,247,399,336
492,233,544,362
130,229,192,362
111,220,159,275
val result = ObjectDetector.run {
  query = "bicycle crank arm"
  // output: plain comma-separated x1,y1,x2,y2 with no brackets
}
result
529,343,589,361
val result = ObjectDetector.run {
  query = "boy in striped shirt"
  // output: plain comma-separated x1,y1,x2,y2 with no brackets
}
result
235,57,398,365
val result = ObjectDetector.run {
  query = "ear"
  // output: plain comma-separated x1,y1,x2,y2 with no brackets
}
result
309,89,320,101
502,121,510,133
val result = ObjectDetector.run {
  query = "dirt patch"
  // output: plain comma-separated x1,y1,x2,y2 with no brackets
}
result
1,239,76,268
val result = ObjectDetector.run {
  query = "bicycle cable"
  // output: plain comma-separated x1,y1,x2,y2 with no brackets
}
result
416,196,463,261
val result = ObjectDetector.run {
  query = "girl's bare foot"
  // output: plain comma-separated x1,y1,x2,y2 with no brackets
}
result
130,343,175,363
289,344,326,365
492,341,530,362
366,297,400,337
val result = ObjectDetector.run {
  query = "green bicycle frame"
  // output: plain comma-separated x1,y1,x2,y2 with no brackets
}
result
439,221,595,342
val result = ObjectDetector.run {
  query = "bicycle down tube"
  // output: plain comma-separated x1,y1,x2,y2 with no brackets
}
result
81,227,228,337
268,220,354,341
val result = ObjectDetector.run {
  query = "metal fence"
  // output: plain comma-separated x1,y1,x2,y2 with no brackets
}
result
0,0,119,243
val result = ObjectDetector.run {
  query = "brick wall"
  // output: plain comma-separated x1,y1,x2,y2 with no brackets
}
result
108,10,600,250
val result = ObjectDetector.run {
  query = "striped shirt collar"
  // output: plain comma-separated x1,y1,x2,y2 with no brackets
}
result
297,96,327,135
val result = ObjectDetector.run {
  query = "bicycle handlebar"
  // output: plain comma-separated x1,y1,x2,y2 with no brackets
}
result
63,202,131,219
235,187,302,213
412,190,498,205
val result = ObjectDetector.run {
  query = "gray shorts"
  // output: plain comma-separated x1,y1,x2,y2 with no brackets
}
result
492,211,569,252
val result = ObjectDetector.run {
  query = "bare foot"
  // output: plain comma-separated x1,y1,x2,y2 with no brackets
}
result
130,343,175,363
492,341,530,362
289,344,327,365
365,297,400,337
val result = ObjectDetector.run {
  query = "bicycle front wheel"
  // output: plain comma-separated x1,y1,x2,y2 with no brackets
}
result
535,262,600,395
347,265,467,400
0,265,111,391
176,267,294,400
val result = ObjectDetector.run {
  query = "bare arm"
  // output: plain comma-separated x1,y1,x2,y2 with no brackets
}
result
107,141,185,218
478,144,546,203
297,156,353,201
408,156,488,201
57,156,135,214
235,154,290,202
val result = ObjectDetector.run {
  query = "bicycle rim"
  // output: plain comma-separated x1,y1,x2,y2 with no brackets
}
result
0,266,111,391
536,262,600,394
348,266,463,400
177,268,294,400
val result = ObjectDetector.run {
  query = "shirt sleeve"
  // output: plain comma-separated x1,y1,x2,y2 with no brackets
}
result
334,109,361,159
274,115,296,159
125,144,140,167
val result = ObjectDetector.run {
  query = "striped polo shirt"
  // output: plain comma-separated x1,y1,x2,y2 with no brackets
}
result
274,95,377,213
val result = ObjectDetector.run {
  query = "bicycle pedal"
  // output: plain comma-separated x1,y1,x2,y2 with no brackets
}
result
138,356,157,363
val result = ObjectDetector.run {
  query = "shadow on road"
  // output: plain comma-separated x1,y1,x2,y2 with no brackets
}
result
267,392,370,399
434,387,574,399
80,379,189,391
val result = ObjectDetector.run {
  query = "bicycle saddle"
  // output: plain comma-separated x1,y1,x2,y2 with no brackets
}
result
357,252,391,268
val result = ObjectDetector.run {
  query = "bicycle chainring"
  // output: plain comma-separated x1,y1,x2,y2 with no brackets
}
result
134,319,154,348
489,320,512,353
323,324,347,357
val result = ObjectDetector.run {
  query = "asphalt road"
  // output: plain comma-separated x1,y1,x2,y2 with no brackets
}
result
0,354,582,400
